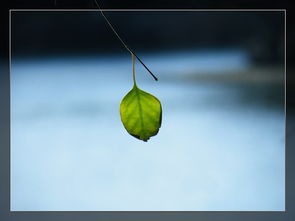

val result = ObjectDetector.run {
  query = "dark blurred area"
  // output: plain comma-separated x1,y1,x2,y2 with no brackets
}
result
11,11,284,67
10,10,286,114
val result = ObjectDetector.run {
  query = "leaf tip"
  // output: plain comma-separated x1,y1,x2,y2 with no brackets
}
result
130,133,149,142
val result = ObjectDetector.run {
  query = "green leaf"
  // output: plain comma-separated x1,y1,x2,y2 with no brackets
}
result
120,85,162,142
120,53,162,142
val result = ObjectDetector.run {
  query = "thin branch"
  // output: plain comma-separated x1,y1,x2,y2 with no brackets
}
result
129,48,158,81
93,0,158,81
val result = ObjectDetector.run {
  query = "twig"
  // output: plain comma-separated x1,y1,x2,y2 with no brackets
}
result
93,0,158,81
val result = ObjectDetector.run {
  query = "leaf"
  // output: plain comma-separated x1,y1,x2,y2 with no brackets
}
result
120,85,162,142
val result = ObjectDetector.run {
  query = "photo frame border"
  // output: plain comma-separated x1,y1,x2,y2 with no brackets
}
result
1,8,291,221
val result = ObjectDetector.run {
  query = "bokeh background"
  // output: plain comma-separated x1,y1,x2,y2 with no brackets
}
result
10,11,285,211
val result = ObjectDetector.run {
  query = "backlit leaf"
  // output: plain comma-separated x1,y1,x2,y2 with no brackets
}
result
120,85,162,142
120,54,162,141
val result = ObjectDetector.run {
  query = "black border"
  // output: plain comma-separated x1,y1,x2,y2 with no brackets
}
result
1,3,294,221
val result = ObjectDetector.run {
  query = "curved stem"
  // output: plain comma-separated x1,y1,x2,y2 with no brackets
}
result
132,53,137,87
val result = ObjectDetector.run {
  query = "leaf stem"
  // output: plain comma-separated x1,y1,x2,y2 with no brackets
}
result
93,0,158,81
132,53,137,86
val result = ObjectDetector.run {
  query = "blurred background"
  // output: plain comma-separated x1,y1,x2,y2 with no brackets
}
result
11,11,285,211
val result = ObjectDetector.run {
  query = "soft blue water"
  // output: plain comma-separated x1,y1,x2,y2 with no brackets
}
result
11,50,285,211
